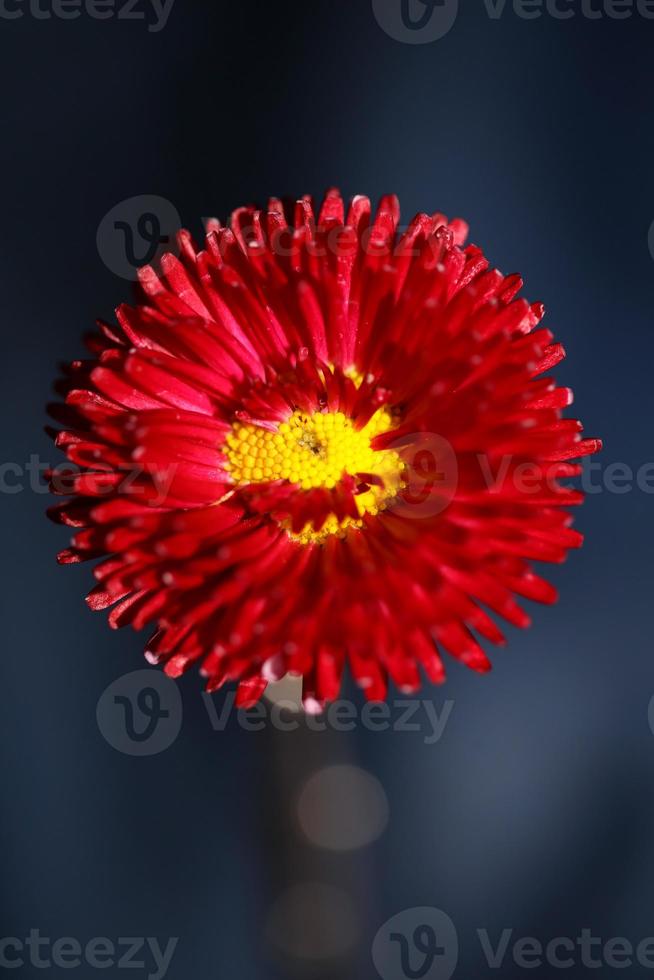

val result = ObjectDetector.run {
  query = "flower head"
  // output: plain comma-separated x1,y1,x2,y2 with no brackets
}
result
50,190,600,708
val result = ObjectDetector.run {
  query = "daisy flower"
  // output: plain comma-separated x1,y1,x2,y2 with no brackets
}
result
49,190,600,708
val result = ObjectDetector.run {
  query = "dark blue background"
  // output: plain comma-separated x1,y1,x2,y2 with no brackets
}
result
1,1,652,977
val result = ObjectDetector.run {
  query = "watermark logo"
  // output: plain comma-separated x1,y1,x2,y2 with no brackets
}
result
0,931,178,979
478,927,654,970
647,694,654,736
94,673,453,754
373,908,459,980
0,0,176,31
372,0,459,43
388,432,459,520
373,909,654,974
20,449,651,508
482,0,654,22
373,0,654,43
96,194,180,280
96,669,183,756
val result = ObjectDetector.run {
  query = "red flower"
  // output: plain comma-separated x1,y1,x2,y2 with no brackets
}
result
49,190,600,708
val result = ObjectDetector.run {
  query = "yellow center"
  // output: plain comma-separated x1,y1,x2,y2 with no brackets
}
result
223,408,405,543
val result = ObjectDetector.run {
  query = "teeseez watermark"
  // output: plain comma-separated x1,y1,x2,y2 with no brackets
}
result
0,931,178,979
0,0,176,32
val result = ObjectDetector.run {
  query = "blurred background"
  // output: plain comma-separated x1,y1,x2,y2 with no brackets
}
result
1,1,653,977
